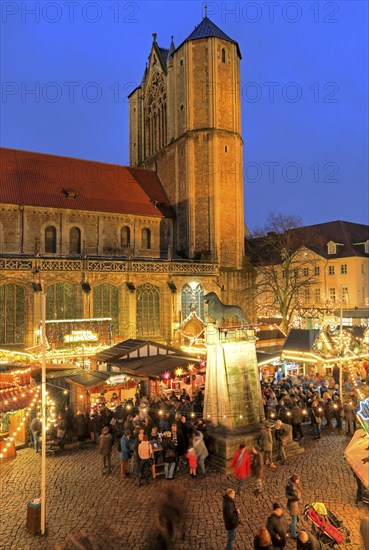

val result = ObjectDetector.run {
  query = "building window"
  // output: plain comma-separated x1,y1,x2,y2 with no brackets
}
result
293,269,299,278
328,242,336,255
341,287,349,304
0,284,25,344
328,265,335,275
221,48,226,63
93,283,119,335
340,264,347,274
304,287,310,302
282,270,286,279
314,288,321,303
314,266,320,276
181,284,205,321
70,226,81,255
329,288,336,303
303,267,309,277
141,228,151,249
121,226,131,247
136,284,160,336
45,226,57,253
46,283,82,320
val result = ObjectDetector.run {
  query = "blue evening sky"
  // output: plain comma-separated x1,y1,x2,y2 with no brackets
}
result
1,0,368,230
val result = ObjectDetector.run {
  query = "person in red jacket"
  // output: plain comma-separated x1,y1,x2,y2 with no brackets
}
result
186,447,198,477
230,443,251,495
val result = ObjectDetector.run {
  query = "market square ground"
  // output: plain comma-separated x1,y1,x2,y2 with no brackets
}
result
0,430,367,550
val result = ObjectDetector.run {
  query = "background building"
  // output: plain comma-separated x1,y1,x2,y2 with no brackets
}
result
0,16,250,351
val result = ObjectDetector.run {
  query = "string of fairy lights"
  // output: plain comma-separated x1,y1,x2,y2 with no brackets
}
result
0,386,57,460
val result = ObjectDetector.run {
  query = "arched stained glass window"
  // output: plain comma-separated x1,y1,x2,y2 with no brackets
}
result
141,228,151,249
93,283,119,335
46,283,82,320
181,284,204,321
121,226,131,247
136,284,160,336
70,226,81,254
0,284,25,344
45,226,57,253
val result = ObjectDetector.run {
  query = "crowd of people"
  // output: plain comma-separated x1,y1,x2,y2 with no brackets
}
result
28,368,366,550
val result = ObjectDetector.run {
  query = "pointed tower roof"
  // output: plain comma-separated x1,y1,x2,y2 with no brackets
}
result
167,36,175,64
181,17,241,58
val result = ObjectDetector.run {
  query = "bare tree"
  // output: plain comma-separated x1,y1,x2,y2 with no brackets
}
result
244,213,322,333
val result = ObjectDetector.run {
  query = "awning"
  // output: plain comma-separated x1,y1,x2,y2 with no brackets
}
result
65,371,110,388
333,308,369,319
344,429,369,489
106,355,199,379
257,352,281,366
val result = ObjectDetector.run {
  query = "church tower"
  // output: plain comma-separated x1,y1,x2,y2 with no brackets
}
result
129,15,245,270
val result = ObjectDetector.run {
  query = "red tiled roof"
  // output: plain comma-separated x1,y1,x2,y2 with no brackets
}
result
0,148,174,218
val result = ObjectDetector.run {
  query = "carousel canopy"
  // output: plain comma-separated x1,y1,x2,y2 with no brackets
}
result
344,429,369,489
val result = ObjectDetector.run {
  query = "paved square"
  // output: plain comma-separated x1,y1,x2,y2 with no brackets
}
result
0,429,366,549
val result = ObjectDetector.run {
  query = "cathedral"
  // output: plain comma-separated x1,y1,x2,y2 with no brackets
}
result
0,15,249,350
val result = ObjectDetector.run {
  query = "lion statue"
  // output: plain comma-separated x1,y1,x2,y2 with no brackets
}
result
204,292,249,325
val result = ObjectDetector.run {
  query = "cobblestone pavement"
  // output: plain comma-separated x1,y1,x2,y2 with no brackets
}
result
0,427,367,550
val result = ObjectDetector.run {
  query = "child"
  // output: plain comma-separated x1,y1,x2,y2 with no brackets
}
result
186,447,197,477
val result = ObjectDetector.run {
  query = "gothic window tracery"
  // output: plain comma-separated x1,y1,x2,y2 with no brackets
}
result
46,282,82,320
181,284,205,321
0,284,25,344
93,283,119,335
136,283,160,336
145,72,166,156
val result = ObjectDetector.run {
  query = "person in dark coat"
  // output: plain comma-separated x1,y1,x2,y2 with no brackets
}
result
162,431,176,479
285,474,302,539
251,446,264,495
296,530,321,550
223,488,240,550
119,430,131,478
99,426,113,474
75,410,88,449
254,527,272,550
290,403,303,440
266,502,288,549
90,411,102,444
158,486,183,540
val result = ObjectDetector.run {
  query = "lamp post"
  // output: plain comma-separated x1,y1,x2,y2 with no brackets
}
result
41,292,47,535
339,285,343,400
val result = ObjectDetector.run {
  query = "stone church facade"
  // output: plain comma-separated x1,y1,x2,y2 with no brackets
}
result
0,16,249,350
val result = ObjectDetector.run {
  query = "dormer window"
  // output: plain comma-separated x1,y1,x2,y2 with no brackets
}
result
365,240,369,254
327,241,337,255
63,189,78,200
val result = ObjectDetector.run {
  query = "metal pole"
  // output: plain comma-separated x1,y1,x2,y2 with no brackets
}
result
41,292,47,535
339,285,343,400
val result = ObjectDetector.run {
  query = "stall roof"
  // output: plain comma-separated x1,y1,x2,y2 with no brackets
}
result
0,385,34,413
282,329,320,352
256,352,281,366
333,308,369,319
107,354,199,379
65,371,110,387
96,339,190,363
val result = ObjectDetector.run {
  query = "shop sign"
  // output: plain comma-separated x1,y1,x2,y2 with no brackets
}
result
107,374,127,386
64,330,98,344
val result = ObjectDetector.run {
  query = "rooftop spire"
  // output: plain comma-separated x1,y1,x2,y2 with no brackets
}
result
152,32,157,43
203,3,208,18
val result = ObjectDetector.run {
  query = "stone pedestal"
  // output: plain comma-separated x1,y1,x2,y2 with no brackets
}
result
203,325,264,471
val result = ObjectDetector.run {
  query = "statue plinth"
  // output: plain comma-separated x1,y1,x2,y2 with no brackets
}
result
203,324,264,472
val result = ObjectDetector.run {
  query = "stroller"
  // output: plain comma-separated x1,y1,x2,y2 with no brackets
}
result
304,502,350,548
